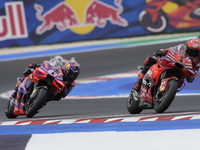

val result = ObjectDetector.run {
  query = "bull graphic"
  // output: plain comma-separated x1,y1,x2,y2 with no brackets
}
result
85,0,128,28
34,2,80,34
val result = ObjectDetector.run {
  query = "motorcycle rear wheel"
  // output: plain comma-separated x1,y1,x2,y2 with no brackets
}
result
25,88,47,118
5,99,17,118
127,92,143,114
154,79,178,113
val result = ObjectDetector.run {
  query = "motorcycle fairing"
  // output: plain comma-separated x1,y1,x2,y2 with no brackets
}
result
31,61,65,94
140,63,164,103
14,77,34,115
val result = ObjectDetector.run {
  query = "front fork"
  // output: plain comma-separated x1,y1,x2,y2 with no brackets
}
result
26,86,49,108
159,77,179,93
156,77,179,100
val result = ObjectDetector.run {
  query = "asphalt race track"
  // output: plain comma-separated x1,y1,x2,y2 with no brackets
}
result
0,40,200,149
0,41,200,120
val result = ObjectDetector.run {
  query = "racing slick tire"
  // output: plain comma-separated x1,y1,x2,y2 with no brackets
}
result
25,87,47,118
154,79,179,113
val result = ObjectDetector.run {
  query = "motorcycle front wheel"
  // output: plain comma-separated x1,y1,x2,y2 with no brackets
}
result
25,87,47,118
127,91,143,114
154,79,179,113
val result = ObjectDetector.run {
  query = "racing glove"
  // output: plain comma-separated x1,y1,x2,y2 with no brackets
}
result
28,62,39,70
23,62,40,77
154,49,168,56
23,69,32,77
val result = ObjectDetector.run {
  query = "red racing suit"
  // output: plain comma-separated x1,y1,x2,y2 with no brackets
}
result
158,44,200,82
133,44,200,91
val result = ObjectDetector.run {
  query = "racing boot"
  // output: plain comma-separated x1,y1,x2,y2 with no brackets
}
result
139,98,153,109
131,71,144,101
132,56,157,101
133,56,156,91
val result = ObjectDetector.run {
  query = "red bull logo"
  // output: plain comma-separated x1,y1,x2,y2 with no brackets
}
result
85,0,128,28
34,0,128,35
0,2,28,41
34,2,80,34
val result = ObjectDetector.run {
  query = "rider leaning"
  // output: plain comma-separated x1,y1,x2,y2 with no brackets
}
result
11,56,80,115
132,39,200,98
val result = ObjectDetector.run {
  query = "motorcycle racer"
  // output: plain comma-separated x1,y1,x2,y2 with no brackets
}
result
10,56,80,116
132,39,200,103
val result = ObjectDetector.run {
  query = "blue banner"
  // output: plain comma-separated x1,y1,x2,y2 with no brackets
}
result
0,0,200,48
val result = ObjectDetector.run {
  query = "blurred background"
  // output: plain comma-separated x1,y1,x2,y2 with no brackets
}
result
0,0,200,48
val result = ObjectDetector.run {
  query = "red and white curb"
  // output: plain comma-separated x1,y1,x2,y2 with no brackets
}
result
1,113,200,126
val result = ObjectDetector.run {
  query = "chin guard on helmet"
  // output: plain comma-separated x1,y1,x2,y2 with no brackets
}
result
64,62,80,81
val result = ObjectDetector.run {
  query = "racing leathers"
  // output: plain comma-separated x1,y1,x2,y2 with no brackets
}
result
133,44,200,93
13,58,76,115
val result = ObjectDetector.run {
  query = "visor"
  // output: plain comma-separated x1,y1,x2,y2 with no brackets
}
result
188,49,200,57
68,69,79,80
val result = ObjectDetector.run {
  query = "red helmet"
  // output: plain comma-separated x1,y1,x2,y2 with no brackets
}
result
63,62,80,81
186,39,200,57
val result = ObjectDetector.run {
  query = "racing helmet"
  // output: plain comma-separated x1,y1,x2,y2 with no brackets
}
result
186,39,200,57
63,62,80,81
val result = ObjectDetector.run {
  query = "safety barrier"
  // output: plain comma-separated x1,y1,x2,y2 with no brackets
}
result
0,0,200,48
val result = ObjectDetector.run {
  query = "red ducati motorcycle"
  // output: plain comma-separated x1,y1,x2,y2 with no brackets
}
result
127,49,195,114
139,0,200,33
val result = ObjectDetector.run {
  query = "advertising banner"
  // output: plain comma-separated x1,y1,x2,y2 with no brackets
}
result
0,0,200,48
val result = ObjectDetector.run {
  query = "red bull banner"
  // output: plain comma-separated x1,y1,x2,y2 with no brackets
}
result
0,0,200,48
